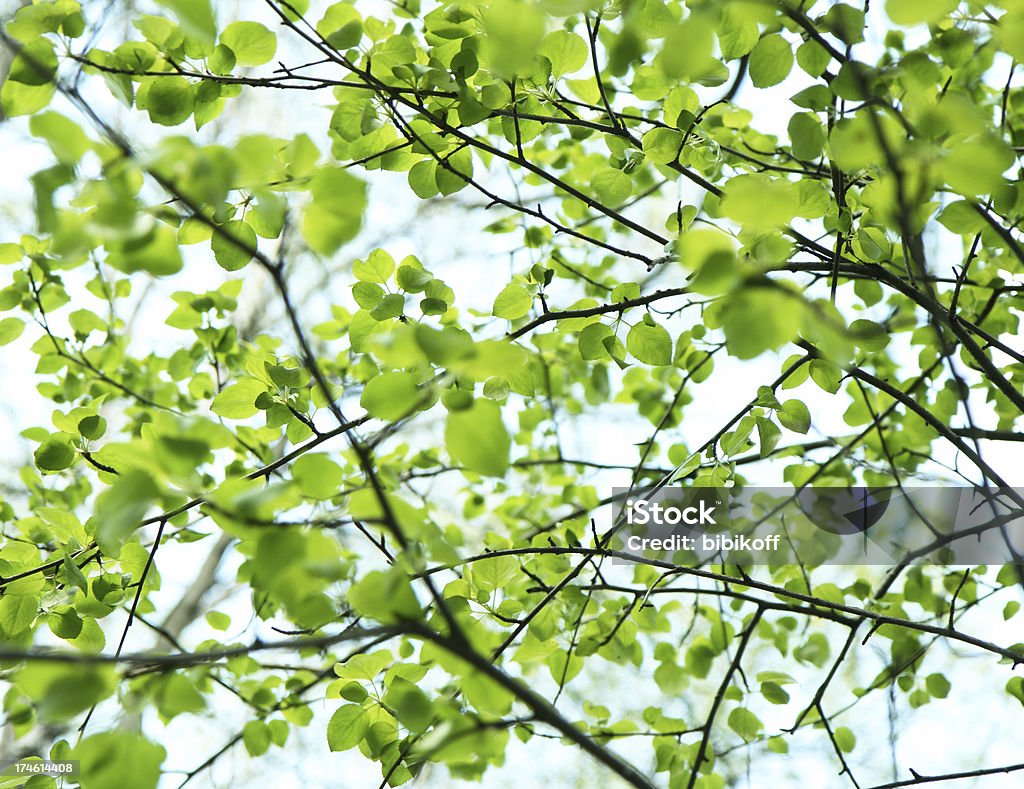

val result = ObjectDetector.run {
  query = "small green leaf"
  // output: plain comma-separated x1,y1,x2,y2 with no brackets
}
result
834,726,857,753
592,168,632,205
78,415,107,440
756,417,782,457
142,76,194,126
347,570,422,623
243,721,271,757
749,34,794,88
0,592,38,635
354,249,395,283
492,284,532,320
761,681,790,704
212,379,266,419
445,399,510,477
626,321,672,366
925,673,950,699
886,0,956,26
727,707,762,740
721,174,800,230
34,438,75,472
211,221,257,271
155,0,216,46
71,733,165,789
0,317,25,345
809,360,843,394
360,372,421,421
93,470,160,557
719,287,803,359
205,611,231,631
317,3,364,49
849,319,890,351
777,400,811,434
539,30,588,77
370,293,405,320
220,21,277,67
327,704,370,751
642,128,685,165
291,453,343,500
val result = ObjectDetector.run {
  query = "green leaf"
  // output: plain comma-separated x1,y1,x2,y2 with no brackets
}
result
788,113,825,160
106,225,183,276
0,243,22,264
29,111,91,164
721,174,800,230
360,372,421,421
211,220,257,271
925,673,951,699
1007,676,1024,707
578,323,612,360
155,0,216,46
353,249,395,283
220,21,277,67
34,438,75,472
718,6,759,60
16,664,117,720
797,40,831,77
795,632,831,667
291,454,343,500
592,168,632,205
719,287,803,359
347,570,422,623
71,733,165,789
539,30,588,77
0,317,25,346
626,321,672,366
834,726,857,753
370,293,405,320
642,128,685,165
761,681,790,704
78,415,107,440
155,673,206,720
0,592,38,635
243,721,271,757
473,555,519,591
212,379,266,419
727,707,762,740
756,417,782,457
492,284,532,320
849,319,890,351
809,360,843,394
749,34,794,88
93,470,160,557
777,400,811,434
939,139,1012,198
383,677,434,734
886,0,957,26
141,76,194,126
317,3,364,49
445,399,510,477
327,704,370,751
205,611,231,630
303,169,368,256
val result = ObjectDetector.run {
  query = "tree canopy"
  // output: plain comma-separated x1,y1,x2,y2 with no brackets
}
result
1,0,1024,787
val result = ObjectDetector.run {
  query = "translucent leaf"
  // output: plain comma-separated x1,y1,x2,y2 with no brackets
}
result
626,321,672,366
220,21,277,67
291,453,343,500
360,372,421,421
492,284,532,320
749,34,794,88
445,399,510,477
